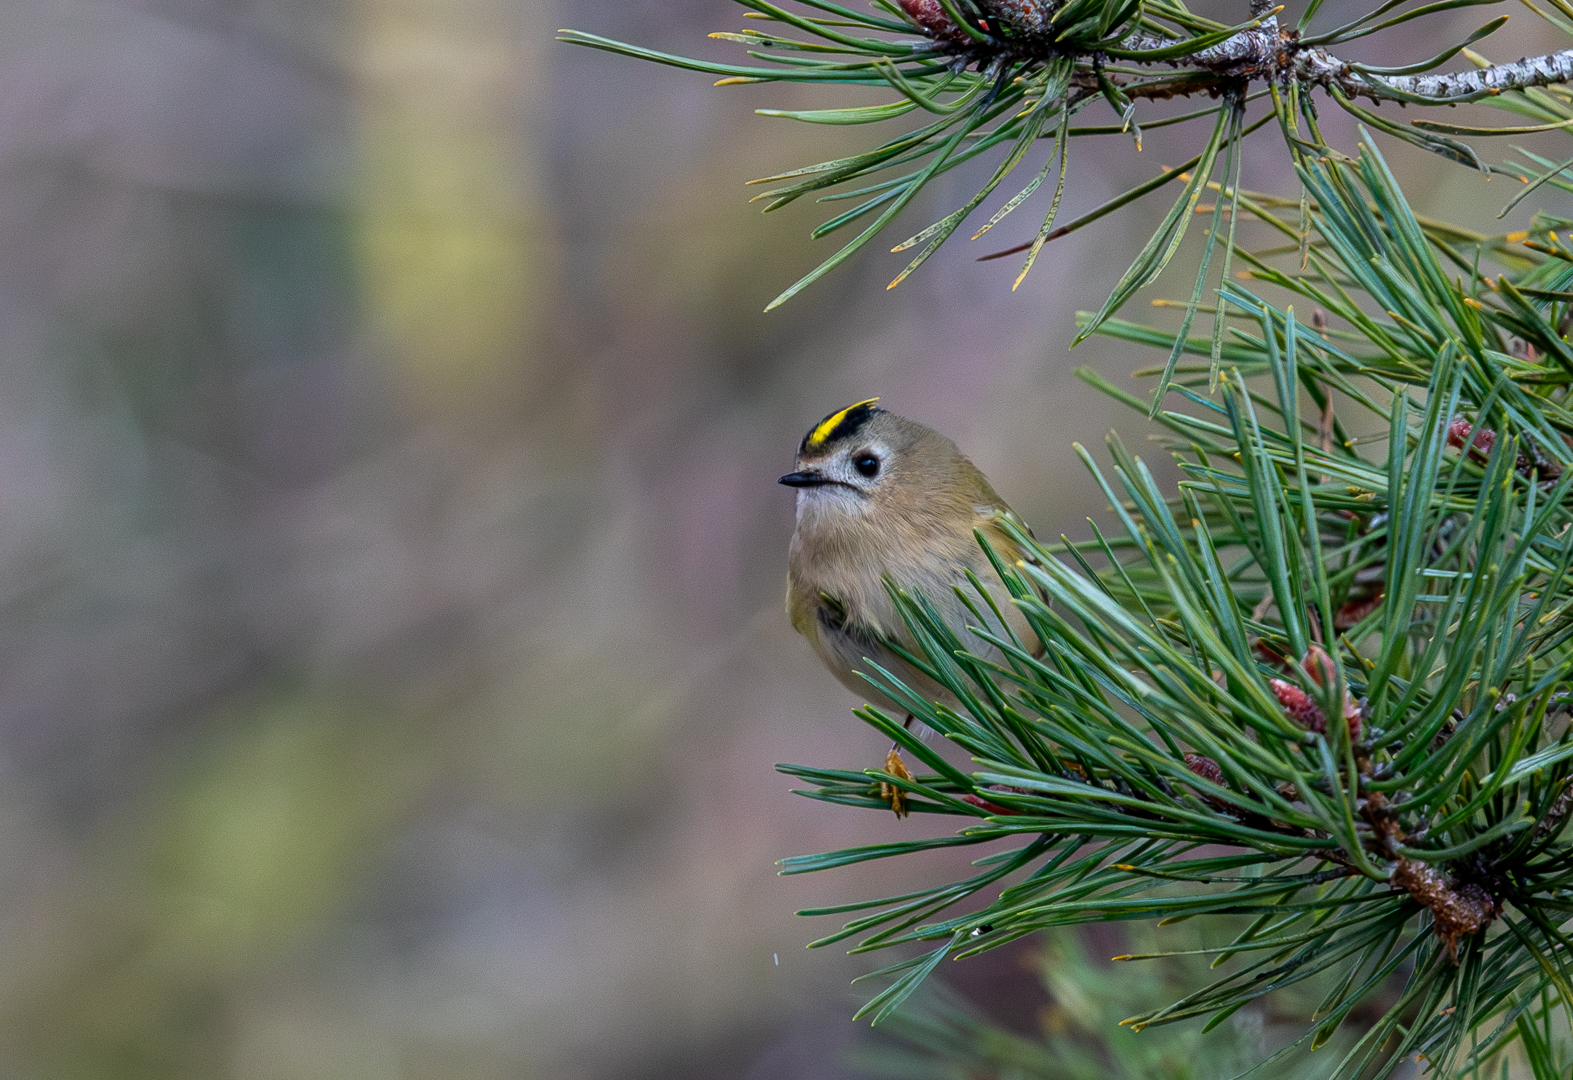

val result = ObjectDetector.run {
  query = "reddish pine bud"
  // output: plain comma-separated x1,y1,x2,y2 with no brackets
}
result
896,0,970,41
1302,644,1336,688
1307,644,1364,738
1252,638,1288,666
1334,590,1383,630
1272,649,1363,739
1184,753,1223,786
1270,678,1328,734
1183,754,1227,809
1447,416,1494,460
1446,416,1564,480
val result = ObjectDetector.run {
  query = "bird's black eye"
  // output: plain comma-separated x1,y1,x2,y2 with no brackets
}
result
853,452,880,478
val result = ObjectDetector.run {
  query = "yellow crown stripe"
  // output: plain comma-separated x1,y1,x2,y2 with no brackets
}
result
805,398,879,451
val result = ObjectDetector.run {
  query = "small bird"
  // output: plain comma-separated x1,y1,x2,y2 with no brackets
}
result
780,399,1043,816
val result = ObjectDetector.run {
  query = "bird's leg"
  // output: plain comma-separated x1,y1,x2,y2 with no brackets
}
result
879,715,915,818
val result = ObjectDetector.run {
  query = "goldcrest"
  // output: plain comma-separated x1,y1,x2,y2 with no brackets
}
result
780,399,1042,814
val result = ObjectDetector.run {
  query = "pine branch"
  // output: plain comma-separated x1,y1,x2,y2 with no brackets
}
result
558,3,1573,1075
1329,47,1573,102
561,0,1573,310
772,137,1573,1079
922,17,1573,107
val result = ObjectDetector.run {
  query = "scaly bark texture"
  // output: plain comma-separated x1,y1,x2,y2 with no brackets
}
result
930,3,1573,107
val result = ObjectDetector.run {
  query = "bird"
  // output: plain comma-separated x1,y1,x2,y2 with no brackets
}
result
780,398,1043,816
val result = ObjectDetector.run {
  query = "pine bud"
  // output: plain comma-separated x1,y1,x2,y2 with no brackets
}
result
1445,415,1561,480
1447,416,1494,459
1390,859,1497,957
1184,753,1223,786
1301,643,1337,688
1252,638,1288,666
1269,647,1362,740
896,0,970,42
1181,753,1228,810
1270,678,1327,734
1334,590,1383,631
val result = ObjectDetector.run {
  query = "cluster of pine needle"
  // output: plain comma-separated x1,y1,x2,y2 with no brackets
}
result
561,0,1573,1073
781,142,1573,1077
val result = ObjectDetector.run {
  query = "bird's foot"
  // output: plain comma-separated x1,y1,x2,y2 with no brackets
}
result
879,748,912,818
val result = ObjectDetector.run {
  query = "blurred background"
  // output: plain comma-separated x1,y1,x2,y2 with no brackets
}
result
0,1,1565,1077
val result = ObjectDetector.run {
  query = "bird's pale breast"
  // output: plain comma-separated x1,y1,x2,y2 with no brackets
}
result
787,509,1037,714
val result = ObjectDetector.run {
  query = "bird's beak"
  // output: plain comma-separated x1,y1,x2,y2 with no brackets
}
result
779,470,828,488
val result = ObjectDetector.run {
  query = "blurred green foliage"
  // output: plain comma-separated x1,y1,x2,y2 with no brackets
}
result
857,918,1375,1080
6,686,422,1077
5,1,1566,1078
